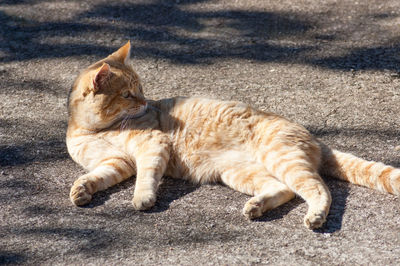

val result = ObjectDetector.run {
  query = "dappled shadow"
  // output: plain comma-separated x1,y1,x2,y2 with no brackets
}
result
0,251,26,265
309,126,400,167
79,2,312,64
0,0,45,3
23,205,57,216
0,115,68,167
12,226,118,255
0,1,312,64
0,139,68,167
310,45,400,71
5,220,242,260
1,0,399,70
0,10,111,62
0,177,42,204
0,72,63,95
309,126,400,139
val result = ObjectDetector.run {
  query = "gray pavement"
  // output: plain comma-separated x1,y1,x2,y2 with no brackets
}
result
1,0,399,265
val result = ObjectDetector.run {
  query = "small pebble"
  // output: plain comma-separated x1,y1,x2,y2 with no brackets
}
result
395,146,400,151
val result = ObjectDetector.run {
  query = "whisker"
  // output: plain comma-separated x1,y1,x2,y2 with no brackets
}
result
120,117,129,131
118,102,159,131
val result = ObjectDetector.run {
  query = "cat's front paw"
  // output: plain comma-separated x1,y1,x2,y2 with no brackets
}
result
132,192,156,210
243,198,264,219
70,183,92,206
304,210,327,229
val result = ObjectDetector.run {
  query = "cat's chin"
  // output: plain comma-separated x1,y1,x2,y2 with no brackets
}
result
125,103,148,119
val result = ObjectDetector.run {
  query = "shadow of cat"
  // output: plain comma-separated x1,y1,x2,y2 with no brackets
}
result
314,178,350,233
81,176,198,211
82,173,349,233
145,178,199,213
83,177,136,208
252,197,304,223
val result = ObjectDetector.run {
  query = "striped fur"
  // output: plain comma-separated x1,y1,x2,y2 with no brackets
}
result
66,42,400,229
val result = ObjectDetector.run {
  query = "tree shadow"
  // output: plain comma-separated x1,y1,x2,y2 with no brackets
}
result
0,0,44,3
309,126,400,139
0,139,68,167
310,45,400,71
22,204,58,216
0,251,26,265
309,126,400,167
0,178,37,204
0,115,69,167
0,10,112,62
11,226,118,257
0,1,311,64
1,0,399,71
0,73,64,95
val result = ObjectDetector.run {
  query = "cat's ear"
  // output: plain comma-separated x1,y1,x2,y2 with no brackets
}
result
108,41,131,65
91,63,111,94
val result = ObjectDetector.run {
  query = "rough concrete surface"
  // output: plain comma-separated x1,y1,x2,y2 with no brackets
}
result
1,0,400,265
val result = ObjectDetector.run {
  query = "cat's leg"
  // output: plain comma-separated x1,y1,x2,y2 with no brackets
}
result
285,171,331,229
219,162,295,219
68,136,136,206
129,132,170,210
70,156,135,206
243,176,295,219
261,144,331,229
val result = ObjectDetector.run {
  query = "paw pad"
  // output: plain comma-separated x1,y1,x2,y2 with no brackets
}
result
243,199,264,219
70,184,92,206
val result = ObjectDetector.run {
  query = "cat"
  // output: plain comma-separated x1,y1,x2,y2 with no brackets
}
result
66,41,400,229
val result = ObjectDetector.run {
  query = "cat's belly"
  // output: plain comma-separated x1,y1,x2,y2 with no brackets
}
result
164,145,257,184
163,150,203,181
157,97,271,182
163,147,221,183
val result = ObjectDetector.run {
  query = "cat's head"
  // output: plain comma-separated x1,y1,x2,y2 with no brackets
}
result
69,42,147,131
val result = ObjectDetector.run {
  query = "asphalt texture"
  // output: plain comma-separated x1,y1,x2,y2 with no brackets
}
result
1,0,400,265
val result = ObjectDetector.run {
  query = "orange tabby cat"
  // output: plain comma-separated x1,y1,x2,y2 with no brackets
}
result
66,42,400,229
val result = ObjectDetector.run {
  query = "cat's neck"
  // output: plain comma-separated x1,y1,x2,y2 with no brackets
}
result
66,117,120,137
67,102,162,138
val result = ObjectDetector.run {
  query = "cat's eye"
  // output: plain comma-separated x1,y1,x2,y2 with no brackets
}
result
122,91,130,98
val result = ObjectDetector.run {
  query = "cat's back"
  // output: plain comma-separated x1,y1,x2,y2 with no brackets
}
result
158,96,257,133
156,96,288,150
157,96,284,132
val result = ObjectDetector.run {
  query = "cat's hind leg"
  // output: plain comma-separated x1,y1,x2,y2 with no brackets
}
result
261,143,332,229
219,161,295,219
243,177,295,219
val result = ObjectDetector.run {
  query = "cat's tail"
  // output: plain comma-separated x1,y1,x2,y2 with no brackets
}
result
319,143,400,195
